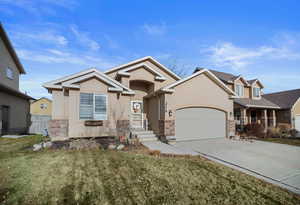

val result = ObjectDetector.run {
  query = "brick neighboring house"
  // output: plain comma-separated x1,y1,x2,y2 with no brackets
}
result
194,69,281,131
0,23,33,135
264,89,300,130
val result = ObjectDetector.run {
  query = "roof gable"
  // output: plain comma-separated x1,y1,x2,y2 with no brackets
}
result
0,23,25,74
249,79,264,88
43,68,134,95
162,69,236,97
104,56,181,80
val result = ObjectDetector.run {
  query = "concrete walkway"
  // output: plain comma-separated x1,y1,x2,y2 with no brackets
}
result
1,135,29,139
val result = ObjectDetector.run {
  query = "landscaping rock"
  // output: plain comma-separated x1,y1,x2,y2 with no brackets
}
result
33,143,43,151
108,144,116,150
43,141,52,148
116,144,125,150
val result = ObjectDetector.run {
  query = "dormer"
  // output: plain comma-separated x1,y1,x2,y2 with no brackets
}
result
248,79,264,99
233,76,250,98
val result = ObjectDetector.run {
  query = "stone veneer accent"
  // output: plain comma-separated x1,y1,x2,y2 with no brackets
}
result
116,120,130,137
159,120,175,137
48,120,68,139
228,120,236,136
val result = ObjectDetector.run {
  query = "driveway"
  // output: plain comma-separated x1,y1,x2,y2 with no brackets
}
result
174,138,300,194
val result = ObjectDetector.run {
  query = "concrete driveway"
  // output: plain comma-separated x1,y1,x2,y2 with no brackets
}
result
174,138,300,194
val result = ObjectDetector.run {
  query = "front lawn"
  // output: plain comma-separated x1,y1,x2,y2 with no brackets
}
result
0,136,299,205
258,137,300,147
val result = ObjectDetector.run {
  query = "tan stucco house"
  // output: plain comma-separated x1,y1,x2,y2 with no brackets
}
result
194,69,281,132
0,23,33,135
44,56,237,141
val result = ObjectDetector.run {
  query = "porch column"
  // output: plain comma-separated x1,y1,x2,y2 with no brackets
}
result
272,110,276,127
241,108,247,126
262,109,268,130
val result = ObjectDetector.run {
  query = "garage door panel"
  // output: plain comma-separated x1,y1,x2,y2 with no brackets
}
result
296,116,300,131
176,107,226,140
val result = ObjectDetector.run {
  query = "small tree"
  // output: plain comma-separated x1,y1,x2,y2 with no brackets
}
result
167,58,189,78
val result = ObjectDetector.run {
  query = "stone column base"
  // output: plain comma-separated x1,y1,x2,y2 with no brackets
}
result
48,120,68,140
228,120,236,136
159,120,175,137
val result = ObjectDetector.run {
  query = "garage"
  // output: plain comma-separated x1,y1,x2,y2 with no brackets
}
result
175,107,226,141
296,115,300,131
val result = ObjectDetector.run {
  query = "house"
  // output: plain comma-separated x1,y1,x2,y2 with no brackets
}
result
43,56,236,141
29,97,52,135
0,23,33,135
263,89,300,130
194,69,281,131
30,97,52,116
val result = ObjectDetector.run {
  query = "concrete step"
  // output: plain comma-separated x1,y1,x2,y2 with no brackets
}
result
138,136,158,142
132,130,154,135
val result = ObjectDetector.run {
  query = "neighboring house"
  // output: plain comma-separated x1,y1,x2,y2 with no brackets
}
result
194,69,280,131
43,56,236,141
30,97,52,116
29,97,52,135
0,23,33,135
264,89,300,130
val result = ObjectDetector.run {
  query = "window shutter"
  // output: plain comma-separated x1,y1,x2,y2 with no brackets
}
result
94,95,107,120
80,93,93,119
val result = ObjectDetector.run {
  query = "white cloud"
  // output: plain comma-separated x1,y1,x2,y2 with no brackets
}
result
0,0,78,15
70,25,100,51
16,49,114,68
12,31,68,46
142,23,167,36
206,41,300,70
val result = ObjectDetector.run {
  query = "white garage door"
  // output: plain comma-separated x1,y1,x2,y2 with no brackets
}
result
295,115,300,131
175,107,226,141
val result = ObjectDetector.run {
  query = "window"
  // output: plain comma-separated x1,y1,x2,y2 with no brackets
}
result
253,87,260,98
6,67,13,79
235,84,244,97
40,103,48,109
79,93,107,120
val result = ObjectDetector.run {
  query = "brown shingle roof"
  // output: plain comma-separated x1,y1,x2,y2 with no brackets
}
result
234,98,280,109
263,89,300,109
0,83,34,100
195,68,238,84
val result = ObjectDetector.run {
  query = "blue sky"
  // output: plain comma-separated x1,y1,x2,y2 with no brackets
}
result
1,0,300,98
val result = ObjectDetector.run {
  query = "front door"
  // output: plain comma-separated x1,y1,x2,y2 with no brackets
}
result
1,106,9,135
131,101,143,129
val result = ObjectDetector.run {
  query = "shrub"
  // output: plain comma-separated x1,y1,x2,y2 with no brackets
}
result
278,125,290,138
244,123,265,138
290,129,299,138
267,127,281,138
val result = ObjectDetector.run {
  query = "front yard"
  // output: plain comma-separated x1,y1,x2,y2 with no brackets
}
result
0,136,299,205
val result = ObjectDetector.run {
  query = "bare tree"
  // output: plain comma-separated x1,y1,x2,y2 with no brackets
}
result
167,58,189,78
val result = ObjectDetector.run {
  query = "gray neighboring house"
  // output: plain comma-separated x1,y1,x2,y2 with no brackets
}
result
263,89,300,130
0,23,33,135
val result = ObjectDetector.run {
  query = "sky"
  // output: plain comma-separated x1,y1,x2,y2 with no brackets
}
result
1,0,300,99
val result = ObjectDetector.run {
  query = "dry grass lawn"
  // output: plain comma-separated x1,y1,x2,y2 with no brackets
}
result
258,137,300,147
0,135,299,205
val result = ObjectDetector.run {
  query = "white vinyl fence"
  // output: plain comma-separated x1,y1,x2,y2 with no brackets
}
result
29,115,51,135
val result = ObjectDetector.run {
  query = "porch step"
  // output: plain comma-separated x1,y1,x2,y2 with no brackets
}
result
131,130,158,142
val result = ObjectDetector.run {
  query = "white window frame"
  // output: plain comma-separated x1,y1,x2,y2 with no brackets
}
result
6,67,14,80
252,87,261,98
79,93,108,120
235,84,244,97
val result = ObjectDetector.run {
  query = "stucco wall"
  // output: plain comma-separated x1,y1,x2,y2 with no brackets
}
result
0,38,20,90
164,73,234,121
30,98,52,116
0,92,30,134
51,78,131,138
